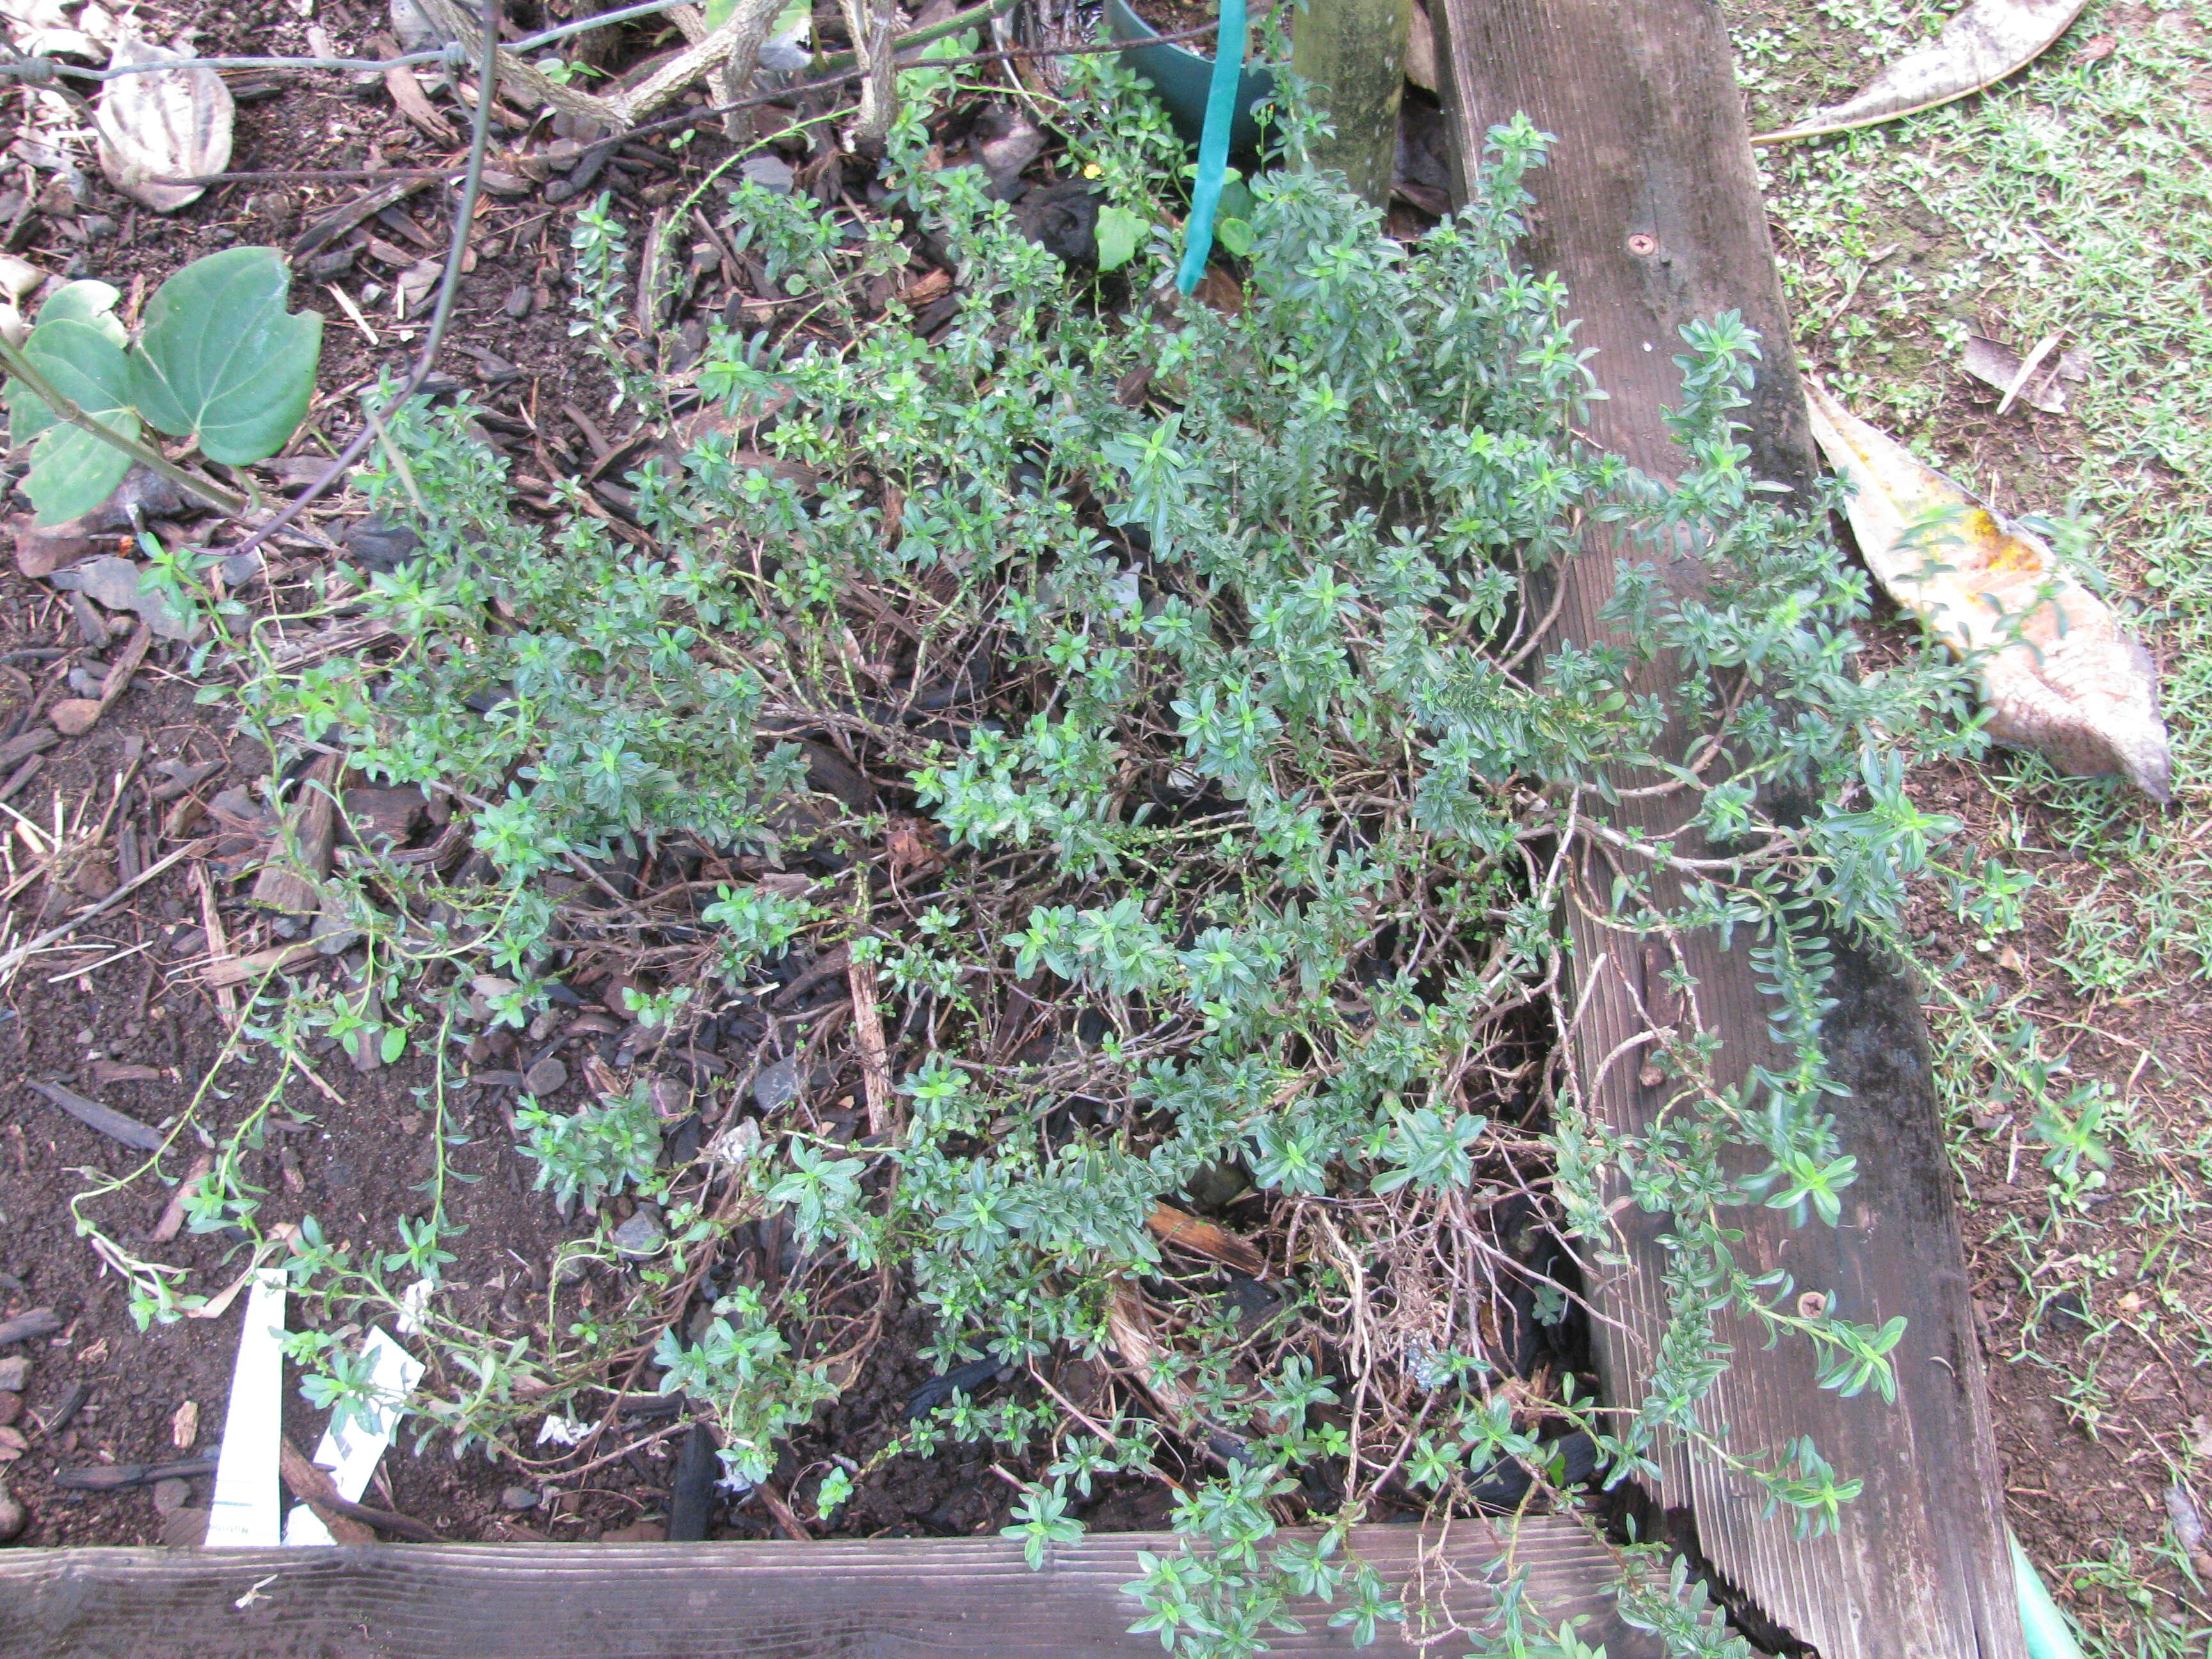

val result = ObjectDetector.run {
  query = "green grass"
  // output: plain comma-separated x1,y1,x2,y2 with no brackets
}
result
1731,0,2212,1647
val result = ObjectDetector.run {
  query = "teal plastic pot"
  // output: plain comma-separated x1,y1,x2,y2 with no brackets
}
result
1103,0,1277,157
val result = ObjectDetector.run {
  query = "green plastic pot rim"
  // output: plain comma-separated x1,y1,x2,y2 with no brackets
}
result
1103,0,1281,75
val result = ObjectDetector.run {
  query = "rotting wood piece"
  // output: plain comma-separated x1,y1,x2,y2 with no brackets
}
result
0,1523,1659,1659
1427,1,2024,1655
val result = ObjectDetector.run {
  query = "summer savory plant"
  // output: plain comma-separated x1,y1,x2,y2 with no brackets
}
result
144,49,1984,1659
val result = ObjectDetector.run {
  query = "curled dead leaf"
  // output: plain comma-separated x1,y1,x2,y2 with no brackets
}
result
1961,334,2069,415
94,35,234,212
1754,0,2090,145
1806,380,2172,802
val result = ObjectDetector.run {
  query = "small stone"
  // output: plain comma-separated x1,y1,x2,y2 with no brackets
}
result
753,1055,800,1110
49,698,102,737
150,1477,191,1514
650,1074,689,1119
522,1057,568,1098
500,1485,540,1511
13,524,97,579
612,1203,666,1261
67,668,104,698
51,557,161,628
602,1519,665,1543
0,1478,22,1544
0,1359,26,1393
311,911,362,957
739,155,794,195
0,1393,19,1428
342,517,422,576
218,552,265,591
503,284,533,319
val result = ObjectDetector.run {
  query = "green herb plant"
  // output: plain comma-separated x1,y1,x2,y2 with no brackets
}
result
85,49,1994,1658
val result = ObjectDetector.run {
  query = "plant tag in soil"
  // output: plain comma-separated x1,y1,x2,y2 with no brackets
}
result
203,1269,288,1548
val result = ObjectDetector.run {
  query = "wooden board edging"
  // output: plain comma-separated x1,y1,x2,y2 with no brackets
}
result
0,1521,1660,1659
1425,1,2026,1655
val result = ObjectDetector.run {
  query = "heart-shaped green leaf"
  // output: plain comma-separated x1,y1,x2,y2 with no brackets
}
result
8,316,140,524
127,246,321,466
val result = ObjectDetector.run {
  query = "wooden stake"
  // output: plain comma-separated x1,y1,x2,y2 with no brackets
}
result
1291,0,1412,206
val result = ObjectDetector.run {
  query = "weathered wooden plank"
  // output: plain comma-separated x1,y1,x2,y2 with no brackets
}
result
0,1521,1656,1659
1425,3,2024,1656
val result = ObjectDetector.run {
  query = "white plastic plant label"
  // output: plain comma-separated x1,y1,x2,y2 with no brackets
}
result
203,1268,288,1548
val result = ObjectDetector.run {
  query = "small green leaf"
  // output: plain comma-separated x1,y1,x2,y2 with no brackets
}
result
1094,205,1149,273
9,317,140,525
1215,216,1253,259
380,1026,408,1065
128,246,322,465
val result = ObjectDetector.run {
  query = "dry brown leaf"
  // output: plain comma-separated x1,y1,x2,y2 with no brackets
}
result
1806,380,2172,801
93,35,234,212
1961,334,2067,415
1753,0,2090,145
2,0,99,57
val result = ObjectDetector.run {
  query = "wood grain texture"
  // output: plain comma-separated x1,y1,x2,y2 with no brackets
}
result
1426,3,2024,1655
0,1522,1656,1659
